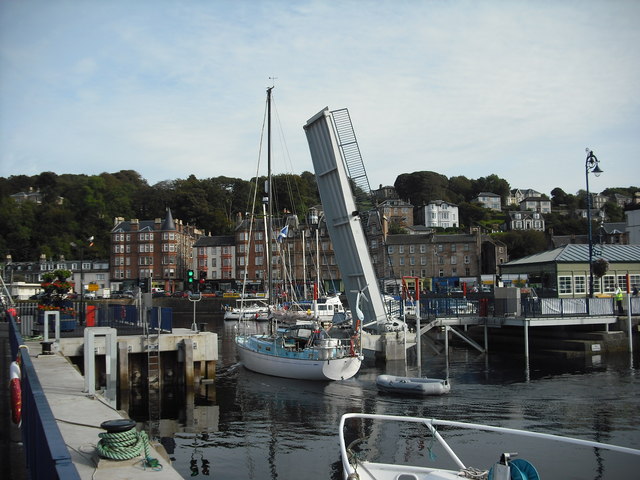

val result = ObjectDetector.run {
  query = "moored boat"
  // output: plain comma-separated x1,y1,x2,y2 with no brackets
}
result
223,301,270,321
236,323,361,381
375,374,450,396
234,86,363,380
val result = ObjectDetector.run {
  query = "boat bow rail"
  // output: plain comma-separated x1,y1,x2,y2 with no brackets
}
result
339,413,640,480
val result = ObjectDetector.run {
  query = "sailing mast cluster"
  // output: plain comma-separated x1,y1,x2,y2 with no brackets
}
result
233,87,363,381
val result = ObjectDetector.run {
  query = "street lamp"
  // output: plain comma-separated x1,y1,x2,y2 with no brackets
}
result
585,149,603,299
71,235,94,324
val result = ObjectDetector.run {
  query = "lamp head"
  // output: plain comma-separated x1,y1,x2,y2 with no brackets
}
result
592,164,603,177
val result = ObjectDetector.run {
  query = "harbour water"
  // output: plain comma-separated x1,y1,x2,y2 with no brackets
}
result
145,313,640,479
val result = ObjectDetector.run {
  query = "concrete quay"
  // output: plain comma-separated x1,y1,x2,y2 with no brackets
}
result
22,339,185,479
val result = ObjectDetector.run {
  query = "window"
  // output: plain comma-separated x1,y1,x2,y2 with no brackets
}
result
463,255,470,264
602,275,616,293
437,244,444,252
450,256,457,265
463,244,470,251
409,257,415,265
399,245,404,254
409,245,415,254
399,257,404,266
451,244,456,252
574,275,586,294
420,244,426,253
558,276,572,294
388,246,394,254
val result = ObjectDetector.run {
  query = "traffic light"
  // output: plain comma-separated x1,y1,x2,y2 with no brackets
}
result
187,269,194,285
139,277,150,293
199,270,206,284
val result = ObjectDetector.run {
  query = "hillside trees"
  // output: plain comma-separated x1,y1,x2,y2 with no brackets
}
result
494,230,547,260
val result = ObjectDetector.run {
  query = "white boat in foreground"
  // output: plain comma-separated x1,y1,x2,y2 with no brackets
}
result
375,375,450,396
339,413,640,480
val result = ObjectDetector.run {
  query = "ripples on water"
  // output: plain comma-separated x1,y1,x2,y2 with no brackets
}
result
146,315,640,479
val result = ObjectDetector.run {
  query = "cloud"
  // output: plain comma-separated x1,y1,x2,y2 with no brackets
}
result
1,0,639,195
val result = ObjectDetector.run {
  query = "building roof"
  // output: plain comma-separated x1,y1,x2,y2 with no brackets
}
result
194,235,235,247
550,235,588,248
503,244,640,266
425,199,458,207
161,208,176,231
601,222,626,234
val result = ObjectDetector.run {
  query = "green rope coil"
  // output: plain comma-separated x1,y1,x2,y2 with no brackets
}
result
97,428,162,470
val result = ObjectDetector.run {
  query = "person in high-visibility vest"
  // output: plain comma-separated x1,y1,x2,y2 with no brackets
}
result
614,285,624,315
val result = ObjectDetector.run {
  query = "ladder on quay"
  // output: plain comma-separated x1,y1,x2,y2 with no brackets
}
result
145,313,161,439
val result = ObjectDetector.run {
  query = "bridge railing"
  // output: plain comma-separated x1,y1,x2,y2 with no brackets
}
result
416,296,621,319
7,313,81,480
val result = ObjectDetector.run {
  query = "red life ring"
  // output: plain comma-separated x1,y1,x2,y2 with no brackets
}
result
10,361,22,426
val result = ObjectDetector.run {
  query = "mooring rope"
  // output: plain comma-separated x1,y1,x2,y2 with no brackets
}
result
97,427,162,470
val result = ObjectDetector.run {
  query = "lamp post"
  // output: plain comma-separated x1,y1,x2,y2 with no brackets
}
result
585,149,603,299
71,235,94,325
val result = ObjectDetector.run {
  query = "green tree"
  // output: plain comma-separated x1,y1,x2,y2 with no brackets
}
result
493,230,547,260
394,171,450,206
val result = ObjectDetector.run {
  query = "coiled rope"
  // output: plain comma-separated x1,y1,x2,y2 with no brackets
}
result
97,427,162,470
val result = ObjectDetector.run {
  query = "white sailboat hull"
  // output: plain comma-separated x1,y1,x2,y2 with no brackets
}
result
236,337,361,381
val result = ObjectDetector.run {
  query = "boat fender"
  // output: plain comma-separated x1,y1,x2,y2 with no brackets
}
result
10,360,22,426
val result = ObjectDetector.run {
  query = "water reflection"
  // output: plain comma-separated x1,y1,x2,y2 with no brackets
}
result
127,314,640,479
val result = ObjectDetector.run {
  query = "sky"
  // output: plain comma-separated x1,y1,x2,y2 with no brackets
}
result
1,0,639,197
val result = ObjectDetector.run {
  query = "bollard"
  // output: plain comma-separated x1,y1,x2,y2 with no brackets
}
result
40,341,54,355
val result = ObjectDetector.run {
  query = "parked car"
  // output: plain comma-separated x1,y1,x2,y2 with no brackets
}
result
172,290,191,298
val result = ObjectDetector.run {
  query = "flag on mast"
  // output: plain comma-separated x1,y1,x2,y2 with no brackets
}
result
277,225,288,243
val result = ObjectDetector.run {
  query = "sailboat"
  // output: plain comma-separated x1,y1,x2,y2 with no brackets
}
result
234,86,362,381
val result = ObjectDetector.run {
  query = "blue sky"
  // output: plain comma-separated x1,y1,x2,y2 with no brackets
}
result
1,0,638,196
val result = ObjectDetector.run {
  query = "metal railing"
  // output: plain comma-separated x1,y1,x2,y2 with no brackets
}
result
414,295,625,319
7,313,81,480
12,302,171,337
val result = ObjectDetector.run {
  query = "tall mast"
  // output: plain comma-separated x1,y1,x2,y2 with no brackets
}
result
267,86,273,306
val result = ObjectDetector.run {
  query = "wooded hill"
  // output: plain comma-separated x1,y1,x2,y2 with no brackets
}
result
0,170,636,263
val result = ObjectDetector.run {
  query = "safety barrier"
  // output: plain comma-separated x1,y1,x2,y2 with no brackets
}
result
7,313,81,480
419,296,621,319
11,302,168,336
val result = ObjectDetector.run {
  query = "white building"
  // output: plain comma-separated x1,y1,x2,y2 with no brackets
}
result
418,200,459,229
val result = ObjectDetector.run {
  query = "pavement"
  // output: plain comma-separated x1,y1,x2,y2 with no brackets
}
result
2,321,184,480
